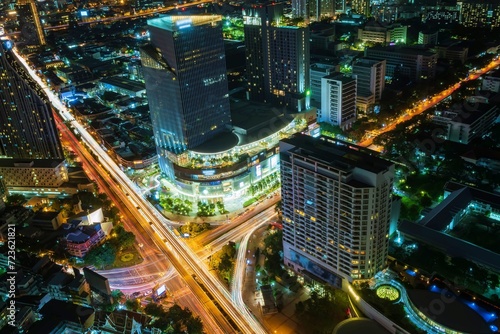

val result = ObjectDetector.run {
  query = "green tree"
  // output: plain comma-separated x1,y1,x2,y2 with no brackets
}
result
116,229,136,249
218,254,233,273
6,194,26,206
85,244,116,269
144,303,165,318
185,315,204,334
263,230,284,277
111,289,124,301
275,200,283,220
221,243,236,258
488,274,499,290
125,298,141,311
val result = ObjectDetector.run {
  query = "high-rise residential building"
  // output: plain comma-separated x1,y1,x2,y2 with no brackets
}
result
319,74,357,129
309,0,336,20
244,3,311,112
280,135,395,283
16,0,46,46
458,1,500,28
352,58,386,113
365,45,437,81
140,16,232,176
423,5,461,25
351,0,370,16
0,40,63,160
336,0,346,13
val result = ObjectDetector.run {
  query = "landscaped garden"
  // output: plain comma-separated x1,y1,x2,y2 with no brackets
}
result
376,285,401,302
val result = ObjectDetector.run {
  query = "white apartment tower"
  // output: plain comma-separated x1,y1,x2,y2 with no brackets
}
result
320,74,357,129
280,135,395,283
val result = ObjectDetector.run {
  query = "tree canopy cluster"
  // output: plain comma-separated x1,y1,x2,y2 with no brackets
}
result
144,303,203,334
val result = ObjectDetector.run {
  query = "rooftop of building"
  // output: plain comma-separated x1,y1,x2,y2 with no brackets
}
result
100,76,145,92
147,15,221,32
450,103,498,125
64,223,102,243
0,159,65,168
420,180,500,231
32,211,60,221
281,135,394,174
309,21,335,33
461,146,500,162
94,309,152,331
230,98,293,142
260,284,278,313
47,271,72,287
366,45,436,57
353,57,385,68
310,63,336,72
406,289,493,334
399,220,500,272
333,318,389,334
39,299,94,323
190,131,239,154
323,73,356,84
485,68,500,78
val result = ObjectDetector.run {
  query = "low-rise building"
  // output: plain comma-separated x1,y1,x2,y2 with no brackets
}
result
418,30,438,46
31,211,65,231
447,103,498,144
29,300,95,333
434,43,469,64
99,76,146,98
365,45,437,81
399,181,500,273
0,159,68,188
461,148,500,173
482,69,500,93
63,208,112,258
358,21,407,45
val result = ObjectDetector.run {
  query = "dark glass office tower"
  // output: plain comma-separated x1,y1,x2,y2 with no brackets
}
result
141,16,232,175
0,40,63,159
244,4,310,112
16,0,46,46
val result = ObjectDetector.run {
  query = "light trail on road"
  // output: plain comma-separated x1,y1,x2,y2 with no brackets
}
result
43,0,211,31
358,56,500,148
201,207,277,259
13,45,267,334
232,217,274,313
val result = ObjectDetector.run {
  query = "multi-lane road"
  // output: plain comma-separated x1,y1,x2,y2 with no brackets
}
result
56,113,171,293
13,43,267,333
358,56,500,148
42,0,212,31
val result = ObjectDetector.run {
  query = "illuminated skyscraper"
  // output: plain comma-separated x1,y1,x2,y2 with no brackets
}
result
16,0,46,46
280,135,394,283
244,3,310,112
309,0,336,20
292,0,335,19
140,16,232,176
0,40,63,159
351,0,370,16
458,1,500,28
